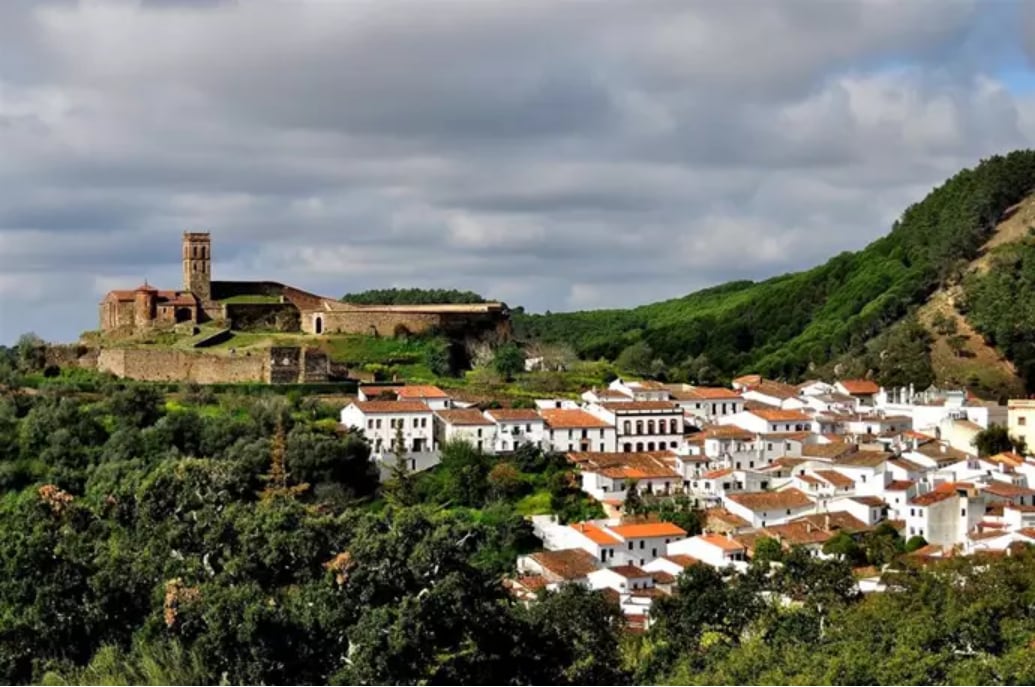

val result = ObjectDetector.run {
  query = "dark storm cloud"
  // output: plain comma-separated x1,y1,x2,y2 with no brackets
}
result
0,0,1033,342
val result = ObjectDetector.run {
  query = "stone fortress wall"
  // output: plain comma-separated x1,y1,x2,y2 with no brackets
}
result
90,346,333,384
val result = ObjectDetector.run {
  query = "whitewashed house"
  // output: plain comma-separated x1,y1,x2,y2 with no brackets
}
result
667,534,747,569
719,409,814,434
434,408,496,453
485,408,545,452
723,488,815,527
541,408,616,453
340,400,439,477
585,401,684,453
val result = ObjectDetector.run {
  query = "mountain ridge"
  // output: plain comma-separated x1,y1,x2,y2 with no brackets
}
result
514,150,1035,397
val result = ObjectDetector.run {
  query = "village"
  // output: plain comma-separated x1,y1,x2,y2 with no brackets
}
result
338,374,1035,630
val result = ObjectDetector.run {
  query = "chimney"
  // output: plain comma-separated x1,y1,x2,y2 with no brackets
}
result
824,514,830,531
805,521,813,533
726,531,733,540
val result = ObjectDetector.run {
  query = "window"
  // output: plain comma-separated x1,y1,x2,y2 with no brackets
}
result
786,509,791,515
581,429,588,439
767,443,773,450
628,542,634,550
526,424,531,432
670,418,679,434
623,421,632,434
477,429,483,437
636,442,644,451
367,419,373,429
910,508,915,517
671,441,678,448
623,443,632,452
961,508,966,517
652,548,657,557
639,540,645,549
1020,416,1027,426
568,429,573,439
647,420,656,435
647,441,656,451
376,419,382,429
636,420,644,434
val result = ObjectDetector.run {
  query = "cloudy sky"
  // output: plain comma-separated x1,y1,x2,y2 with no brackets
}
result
2,0,1035,343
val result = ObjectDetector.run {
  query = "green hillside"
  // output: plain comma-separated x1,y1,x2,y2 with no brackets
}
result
515,151,1035,392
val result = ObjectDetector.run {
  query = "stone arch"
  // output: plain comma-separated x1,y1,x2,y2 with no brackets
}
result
174,307,193,323
314,315,323,334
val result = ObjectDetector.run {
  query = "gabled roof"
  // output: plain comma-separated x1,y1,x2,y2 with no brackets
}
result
395,385,450,399
981,482,1035,498
814,470,855,489
747,381,801,400
699,534,746,552
726,488,813,512
750,409,812,422
606,565,651,579
570,522,620,546
435,409,493,426
885,479,917,492
600,401,679,412
540,409,612,429
352,400,432,414
608,522,687,539
835,451,892,468
662,553,699,568
675,386,743,400
485,408,542,422
530,549,601,580
837,379,880,395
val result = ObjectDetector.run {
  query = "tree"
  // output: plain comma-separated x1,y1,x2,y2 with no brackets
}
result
822,532,866,566
15,332,45,373
383,425,418,507
752,536,784,565
904,535,928,552
492,342,525,381
424,339,453,377
973,424,1026,457
615,341,654,377
259,422,309,502
623,480,644,516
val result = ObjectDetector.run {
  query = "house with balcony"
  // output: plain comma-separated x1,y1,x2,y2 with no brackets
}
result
585,401,684,453
567,451,682,504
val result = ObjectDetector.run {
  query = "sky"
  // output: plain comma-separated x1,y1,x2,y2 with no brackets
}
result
3,0,1035,343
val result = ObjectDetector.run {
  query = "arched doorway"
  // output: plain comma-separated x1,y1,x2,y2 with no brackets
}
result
175,307,193,323
314,316,323,334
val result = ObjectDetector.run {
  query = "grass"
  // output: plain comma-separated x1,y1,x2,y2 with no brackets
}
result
219,294,283,304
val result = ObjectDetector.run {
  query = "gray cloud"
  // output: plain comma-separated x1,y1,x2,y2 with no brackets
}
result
0,0,1032,343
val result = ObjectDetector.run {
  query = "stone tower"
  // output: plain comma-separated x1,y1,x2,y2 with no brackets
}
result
134,282,157,327
182,231,211,301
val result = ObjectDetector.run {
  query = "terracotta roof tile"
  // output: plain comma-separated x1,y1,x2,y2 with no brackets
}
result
607,565,650,579
435,408,493,426
837,379,880,395
751,409,812,422
699,534,746,551
395,385,450,399
530,549,601,580
540,409,612,429
600,401,679,412
570,522,620,545
353,400,432,414
727,488,814,512
485,408,542,422
608,522,687,539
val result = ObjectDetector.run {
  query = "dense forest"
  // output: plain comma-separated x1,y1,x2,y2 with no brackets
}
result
340,288,487,305
515,151,1035,389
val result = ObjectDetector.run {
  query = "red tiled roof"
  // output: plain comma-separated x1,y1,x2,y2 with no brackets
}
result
435,409,492,426
609,522,687,539
353,401,431,414
607,565,650,579
541,409,612,429
838,379,880,395
530,549,601,580
663,553,699,568
815,470,855,489
751,409,812,422
570,522,620,545
727,488,813,512
485,408,542,422
600,401,679,412
679,387,742,400
886,479,917,491
699,534,746,551
395,385,450,399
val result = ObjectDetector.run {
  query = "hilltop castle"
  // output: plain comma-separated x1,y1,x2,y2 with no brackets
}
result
99,232,510,340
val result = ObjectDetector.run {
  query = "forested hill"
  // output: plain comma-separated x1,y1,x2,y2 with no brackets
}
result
514,151,1035,393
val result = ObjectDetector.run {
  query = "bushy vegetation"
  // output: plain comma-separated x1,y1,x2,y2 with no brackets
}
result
340,287,487,305
962,238,1035,391
516,151,1035,387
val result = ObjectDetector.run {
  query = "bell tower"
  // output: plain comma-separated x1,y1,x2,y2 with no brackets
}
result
182,231,212,301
